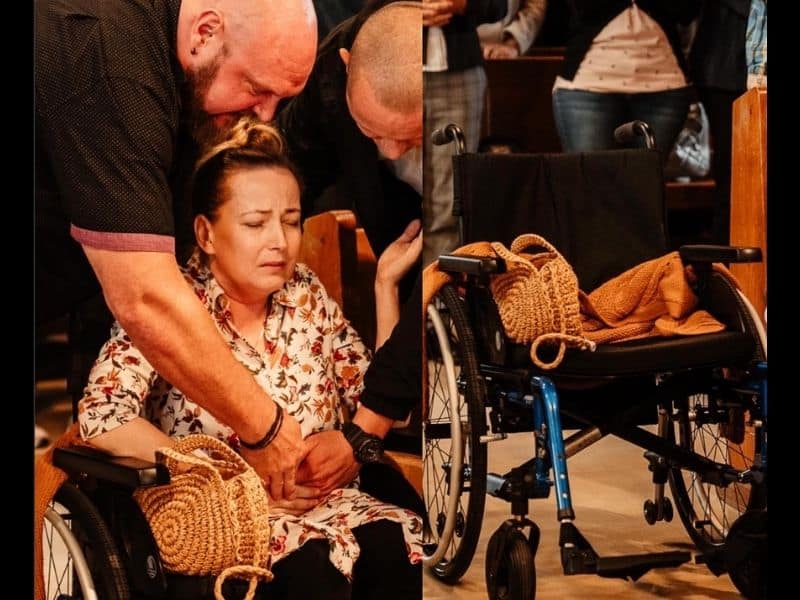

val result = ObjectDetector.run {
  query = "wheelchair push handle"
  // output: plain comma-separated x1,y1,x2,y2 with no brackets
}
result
432,123,467,155
614,120,657,150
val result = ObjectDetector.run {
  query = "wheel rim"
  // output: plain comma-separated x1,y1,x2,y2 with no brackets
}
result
422,302,464,566
422,287,487,581
43,503,99,600
670,393,764,549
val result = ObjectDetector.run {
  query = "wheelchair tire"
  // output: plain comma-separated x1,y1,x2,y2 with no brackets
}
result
667,394,767,574
423,284,488,584
43,482,130,600
485,528,536,600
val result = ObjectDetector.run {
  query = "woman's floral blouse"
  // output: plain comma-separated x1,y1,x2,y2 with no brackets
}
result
78,250,422,577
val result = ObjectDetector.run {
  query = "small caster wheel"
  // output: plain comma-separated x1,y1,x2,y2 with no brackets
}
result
661,497,673,522
486,526,536,600
644,499,657,525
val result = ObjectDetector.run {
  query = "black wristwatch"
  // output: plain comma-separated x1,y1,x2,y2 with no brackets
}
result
342,422,384,464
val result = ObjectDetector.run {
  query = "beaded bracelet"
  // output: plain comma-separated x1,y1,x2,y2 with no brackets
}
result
240,403,284,450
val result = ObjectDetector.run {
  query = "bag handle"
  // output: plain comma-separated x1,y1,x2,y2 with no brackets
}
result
157,434,250,478
530,333,596,370
490,241,536,270
509,233,561,256
215,565,274,600
491,234,565,270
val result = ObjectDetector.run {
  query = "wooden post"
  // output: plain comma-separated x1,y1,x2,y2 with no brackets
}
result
298,210,377,348
729,88,767,325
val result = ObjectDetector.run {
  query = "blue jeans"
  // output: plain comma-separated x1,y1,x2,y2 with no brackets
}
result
552,87,693,159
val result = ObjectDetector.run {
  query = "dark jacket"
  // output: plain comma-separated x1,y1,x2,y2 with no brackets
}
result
278,0,421,258
689,0,749,91
423,0,508,73
560,0,701,81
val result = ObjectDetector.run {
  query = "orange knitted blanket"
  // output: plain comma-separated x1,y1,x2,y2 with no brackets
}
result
579,251,726,343
422,246,727,346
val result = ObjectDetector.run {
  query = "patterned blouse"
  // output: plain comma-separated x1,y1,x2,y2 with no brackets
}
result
78,250,423,577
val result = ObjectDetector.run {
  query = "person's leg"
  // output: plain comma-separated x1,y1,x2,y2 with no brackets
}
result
351,520,421,600
423,65,487,265
359,462,425,519
552,89,626,153
265,539,351,600
627,87,693,160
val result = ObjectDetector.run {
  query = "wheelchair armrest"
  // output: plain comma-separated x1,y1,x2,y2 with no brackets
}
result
679,245,762,264
53,446,170,490
438,255,505,276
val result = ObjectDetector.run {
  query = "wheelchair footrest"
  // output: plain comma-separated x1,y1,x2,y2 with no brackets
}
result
595,551,691,581
559,521,689,580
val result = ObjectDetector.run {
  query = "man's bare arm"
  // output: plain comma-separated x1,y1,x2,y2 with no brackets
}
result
82,246,303,499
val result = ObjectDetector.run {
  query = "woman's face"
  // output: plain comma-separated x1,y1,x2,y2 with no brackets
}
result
199,165,302,304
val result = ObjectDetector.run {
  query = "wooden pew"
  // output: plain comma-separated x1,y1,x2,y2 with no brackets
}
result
299,210,422,496
299,210,377,349
729,88,767,325
482,53,564,153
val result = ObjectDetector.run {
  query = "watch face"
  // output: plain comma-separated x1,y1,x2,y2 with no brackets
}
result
358,439,383,463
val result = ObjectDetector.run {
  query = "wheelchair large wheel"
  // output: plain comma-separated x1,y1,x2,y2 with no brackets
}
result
423,284,488,583
43,482,130,599
668,393,766,591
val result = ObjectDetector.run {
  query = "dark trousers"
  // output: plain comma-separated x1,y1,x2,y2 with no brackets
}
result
265,520,421,600
552,86,693,160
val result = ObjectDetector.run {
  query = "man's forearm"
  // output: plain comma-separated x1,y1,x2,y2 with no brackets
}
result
360,274,422,421
375,281,400,350
353,405,394,438
86,417,176,463
83,247,276,441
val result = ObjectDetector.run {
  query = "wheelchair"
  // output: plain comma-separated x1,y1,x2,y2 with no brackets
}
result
421,123,767,599
40,442,266,600
41,437,423,599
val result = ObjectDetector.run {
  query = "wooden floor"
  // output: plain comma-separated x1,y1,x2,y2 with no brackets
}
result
424,430,741,600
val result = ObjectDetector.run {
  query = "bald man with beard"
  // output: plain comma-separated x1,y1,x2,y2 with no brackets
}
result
36,0,317,498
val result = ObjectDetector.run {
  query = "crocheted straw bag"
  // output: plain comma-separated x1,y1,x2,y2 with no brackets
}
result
133,434,273,600
490,234,596,369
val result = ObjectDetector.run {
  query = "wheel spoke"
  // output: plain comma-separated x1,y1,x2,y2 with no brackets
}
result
669,392,763,551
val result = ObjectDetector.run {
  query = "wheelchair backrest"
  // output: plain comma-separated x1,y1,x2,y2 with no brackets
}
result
454,149,668,292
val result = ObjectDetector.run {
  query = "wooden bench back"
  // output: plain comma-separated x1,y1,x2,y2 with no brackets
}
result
729,88,767,324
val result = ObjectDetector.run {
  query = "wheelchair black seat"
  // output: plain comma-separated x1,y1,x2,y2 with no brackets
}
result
503,331,755,377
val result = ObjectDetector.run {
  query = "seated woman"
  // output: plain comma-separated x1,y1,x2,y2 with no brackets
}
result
76,118,423,600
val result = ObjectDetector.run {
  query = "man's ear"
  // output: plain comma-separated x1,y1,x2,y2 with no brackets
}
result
191,10,223,55
194,215,215,255
339,48,351,72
